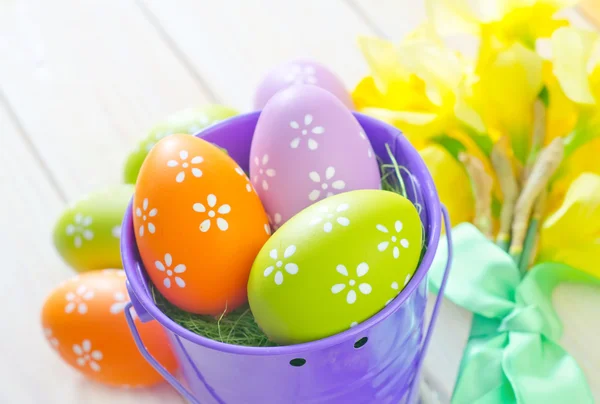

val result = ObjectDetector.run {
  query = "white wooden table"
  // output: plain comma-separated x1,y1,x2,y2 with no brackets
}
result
1,1,598,403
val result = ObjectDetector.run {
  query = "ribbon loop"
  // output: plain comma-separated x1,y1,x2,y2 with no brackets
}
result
498,305,547,336
429,223,598,404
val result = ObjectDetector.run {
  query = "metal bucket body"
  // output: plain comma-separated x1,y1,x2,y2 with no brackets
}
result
122,112,443,404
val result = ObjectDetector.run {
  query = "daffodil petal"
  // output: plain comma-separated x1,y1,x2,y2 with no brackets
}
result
357,36,406,91
425,0,481,36
543,61,579,143
419,145,474,230
475,42,543,163
397,24,465,107
539,173,600,279
547,137,600,214
551,27,600,105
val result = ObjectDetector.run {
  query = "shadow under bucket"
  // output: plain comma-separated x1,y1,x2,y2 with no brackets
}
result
121,112,453,404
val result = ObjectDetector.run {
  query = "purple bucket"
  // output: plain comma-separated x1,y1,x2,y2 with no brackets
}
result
121,112,453,404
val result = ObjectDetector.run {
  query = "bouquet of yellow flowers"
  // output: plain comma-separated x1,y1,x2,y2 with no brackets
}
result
352,0,600,402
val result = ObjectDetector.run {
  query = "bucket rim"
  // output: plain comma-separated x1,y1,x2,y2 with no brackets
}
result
121,110,442,355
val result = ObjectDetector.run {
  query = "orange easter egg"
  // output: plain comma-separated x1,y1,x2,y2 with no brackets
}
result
133,134,270,315
41,270,177,387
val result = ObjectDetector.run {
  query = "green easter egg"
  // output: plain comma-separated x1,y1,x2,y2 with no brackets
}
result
123,105,238,184
53,184,134,272
247,189,423,345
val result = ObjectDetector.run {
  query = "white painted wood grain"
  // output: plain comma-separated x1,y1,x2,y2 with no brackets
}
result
0,103,183,403
141,0,374,111
2,0,598,402
0,0,212,200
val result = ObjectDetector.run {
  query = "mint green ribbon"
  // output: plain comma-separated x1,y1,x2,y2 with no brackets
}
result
429,223,599,404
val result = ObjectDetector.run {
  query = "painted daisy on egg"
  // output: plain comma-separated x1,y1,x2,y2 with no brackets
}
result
376,221,410,259
263,245,299,286
65,213,94,248
308,166,346,201
167,150,204,183
331,263,372,305
289,114,325,150
192,194,231,232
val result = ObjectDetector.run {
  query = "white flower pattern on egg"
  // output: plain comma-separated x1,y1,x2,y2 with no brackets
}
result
235,167,253,192
264,223,272,236
167,150,204,183
263,245,298,286
385,281,401,306
155,253,186,289
44,328,59,349
102,269,126,277
109,291,129,314
73,340,103,372
309,203,350,233
65,213,94,248
269,213,283,231
284,65,318,85
111,225,121,239
135,198,157,237
192,194,231,232
376,221,410,259
65,285,94,314
359,130,374,158
252,154,276,191
308,167,346,201
331,263,372,304
289,114,325,150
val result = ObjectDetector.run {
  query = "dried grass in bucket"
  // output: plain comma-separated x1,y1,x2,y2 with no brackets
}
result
152,143,424,347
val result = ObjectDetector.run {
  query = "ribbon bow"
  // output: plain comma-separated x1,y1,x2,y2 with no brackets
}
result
429,223,599,404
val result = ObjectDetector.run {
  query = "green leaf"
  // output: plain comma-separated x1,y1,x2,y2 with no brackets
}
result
564,118,600,158
430,134,467,162
462,126,494,156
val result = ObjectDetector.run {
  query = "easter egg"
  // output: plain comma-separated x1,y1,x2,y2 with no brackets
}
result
41,270,177,387
53,184,133,272
248,189,423,345
250,84,380,228
124,105,238,184
134,133,270,315
254,58,354,109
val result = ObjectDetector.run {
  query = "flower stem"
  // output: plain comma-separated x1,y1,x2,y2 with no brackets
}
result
491,136,520,247
509,137,564,258
459,152,494,239
518,191,546,274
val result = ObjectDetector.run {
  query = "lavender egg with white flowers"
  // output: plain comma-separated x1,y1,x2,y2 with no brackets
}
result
253,58,354,110
249,85,381,229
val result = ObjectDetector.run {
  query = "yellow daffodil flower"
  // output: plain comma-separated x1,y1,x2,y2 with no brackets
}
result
353,27,485,144
426,0,579,51
545,27,600,213
538,173,600,279
420,144,475,228
471,42,544,164
352,27,496,228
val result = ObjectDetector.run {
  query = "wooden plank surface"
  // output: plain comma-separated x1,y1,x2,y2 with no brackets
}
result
140,0,374,111
1,0,599,402
0,0,213,200
0,100,183,403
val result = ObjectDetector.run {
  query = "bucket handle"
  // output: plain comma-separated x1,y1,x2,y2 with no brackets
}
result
407,204,453,403
124,302,201,404
125,205,453,404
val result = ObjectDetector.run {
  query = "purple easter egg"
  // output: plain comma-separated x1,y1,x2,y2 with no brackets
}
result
250,85,380,229
253,58,355,110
